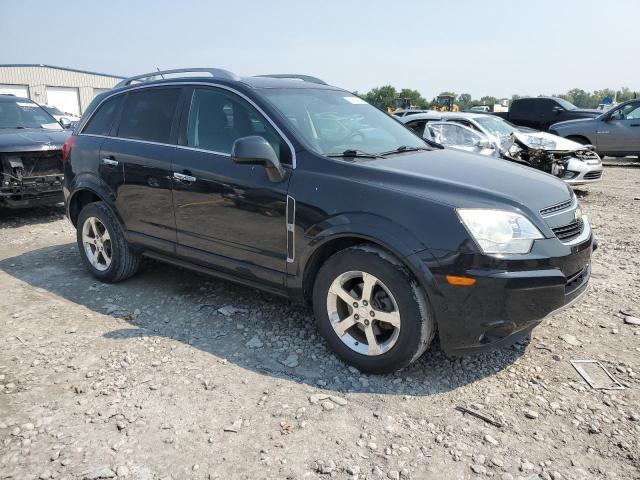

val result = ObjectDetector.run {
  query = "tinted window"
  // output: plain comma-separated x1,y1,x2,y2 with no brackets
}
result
510,99,534,116
185,88,284,160
83,95,123,135
117,88,180,143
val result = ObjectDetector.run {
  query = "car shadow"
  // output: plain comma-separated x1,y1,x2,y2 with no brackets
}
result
573,188,590,198
0,243,527,395
0,203,66,229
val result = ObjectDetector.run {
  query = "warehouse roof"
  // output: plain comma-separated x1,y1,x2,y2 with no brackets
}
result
0,64,124,79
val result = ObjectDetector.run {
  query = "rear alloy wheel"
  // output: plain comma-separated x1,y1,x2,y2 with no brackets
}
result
76,202,140,282
82,217,112,272
314,245,435,373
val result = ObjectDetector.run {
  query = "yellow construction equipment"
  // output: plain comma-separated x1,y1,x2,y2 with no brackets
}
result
434,95,460,112
387,97,413,114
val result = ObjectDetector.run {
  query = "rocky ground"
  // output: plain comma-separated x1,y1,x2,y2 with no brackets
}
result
1,167,639,480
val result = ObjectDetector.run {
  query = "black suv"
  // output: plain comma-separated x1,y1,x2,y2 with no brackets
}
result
63,68,594,373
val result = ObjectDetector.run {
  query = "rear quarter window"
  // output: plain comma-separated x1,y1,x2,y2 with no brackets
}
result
82,95,123,135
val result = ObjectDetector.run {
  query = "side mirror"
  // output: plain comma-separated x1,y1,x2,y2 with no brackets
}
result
231,135,286,182
477,137,493,149
59,117,72,129
552,106,564,114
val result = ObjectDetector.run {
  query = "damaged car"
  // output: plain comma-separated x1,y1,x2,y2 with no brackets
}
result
401,112,603,185
0,94,69,208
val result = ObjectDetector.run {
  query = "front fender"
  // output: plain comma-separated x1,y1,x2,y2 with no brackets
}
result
291,212,446,317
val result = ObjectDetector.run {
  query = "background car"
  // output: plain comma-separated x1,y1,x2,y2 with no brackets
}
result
40,104,81,128
0,94,68,207
401,111,603,185
550,99,640,158
491,97,601,131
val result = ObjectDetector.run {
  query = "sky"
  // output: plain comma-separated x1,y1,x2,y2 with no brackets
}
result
1,0,637,99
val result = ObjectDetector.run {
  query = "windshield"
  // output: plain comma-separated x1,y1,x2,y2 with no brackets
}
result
260,88,427,155
555,98,578,110
0,100,62,130
473,116,515,137
43,105,64,115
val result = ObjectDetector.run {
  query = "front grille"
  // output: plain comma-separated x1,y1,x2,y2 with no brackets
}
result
540,199,573,217
583,171,602,180
552,219,584,241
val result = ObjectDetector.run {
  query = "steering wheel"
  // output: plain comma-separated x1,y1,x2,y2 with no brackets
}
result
339,128,367,144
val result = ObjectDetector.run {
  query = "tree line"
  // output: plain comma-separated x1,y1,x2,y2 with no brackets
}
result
355,85,638,110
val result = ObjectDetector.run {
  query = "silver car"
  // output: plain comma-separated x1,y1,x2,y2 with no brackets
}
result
550,99,640,158
401,111,603,185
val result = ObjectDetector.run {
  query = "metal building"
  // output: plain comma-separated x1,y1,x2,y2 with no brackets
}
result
0,64,123,116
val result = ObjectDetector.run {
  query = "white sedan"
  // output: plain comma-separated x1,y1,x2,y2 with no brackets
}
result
400,111,603,185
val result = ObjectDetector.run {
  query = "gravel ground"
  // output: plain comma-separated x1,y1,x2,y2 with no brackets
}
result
1,167,639,480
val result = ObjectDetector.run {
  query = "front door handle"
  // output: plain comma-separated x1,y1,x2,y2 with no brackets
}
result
630,123,640,127
101,157,118,166
173,172,197,183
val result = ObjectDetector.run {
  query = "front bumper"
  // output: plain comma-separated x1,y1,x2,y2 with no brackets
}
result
424,222,594,355
562,158,603,185
0,173,64,208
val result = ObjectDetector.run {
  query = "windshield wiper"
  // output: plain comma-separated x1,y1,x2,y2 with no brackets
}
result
324,149,387,159
379,145,431,155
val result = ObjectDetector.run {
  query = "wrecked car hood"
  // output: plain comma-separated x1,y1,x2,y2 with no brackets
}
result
513,131,584,151
0,128,70,153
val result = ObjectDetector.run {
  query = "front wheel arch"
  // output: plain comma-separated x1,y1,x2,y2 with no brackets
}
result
566,135,593,146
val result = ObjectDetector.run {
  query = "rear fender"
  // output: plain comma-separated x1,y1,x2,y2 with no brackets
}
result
66,172,122,227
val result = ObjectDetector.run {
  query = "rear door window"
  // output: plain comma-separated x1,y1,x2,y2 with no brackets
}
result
82,95,123,135
116,88,181,144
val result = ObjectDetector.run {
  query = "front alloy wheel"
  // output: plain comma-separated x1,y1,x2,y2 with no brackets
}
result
313,245,435,373
327,270,401,356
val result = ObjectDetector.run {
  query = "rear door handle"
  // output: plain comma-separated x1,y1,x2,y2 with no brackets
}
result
631,123,640,127
101,157,118,166
173,172,197,183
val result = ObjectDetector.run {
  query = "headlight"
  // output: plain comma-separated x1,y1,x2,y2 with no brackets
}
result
457,209,543,254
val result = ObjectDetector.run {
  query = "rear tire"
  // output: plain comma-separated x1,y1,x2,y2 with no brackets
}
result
76,202,140,283
312,245,435,374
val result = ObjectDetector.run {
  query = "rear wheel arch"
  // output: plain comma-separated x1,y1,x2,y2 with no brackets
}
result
68,189,103,226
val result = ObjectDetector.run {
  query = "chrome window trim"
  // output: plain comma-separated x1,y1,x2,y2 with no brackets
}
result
78,81,297,168
286,195,296,263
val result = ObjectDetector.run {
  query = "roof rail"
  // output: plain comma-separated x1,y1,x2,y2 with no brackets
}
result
255,74,327,85
115,68,241,88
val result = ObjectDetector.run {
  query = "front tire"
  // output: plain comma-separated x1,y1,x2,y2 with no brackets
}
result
313,245,435,374
76,202,140,283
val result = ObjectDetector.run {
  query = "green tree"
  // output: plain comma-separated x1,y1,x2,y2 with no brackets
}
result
363,85,397,110
479,96,499,107
398,88,428,109
458,93,472,110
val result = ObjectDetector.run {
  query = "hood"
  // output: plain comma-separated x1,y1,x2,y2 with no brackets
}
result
0,128,70,153
363,149,572,217
551,117,599,129
513,131,583,151
570,108,601,115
